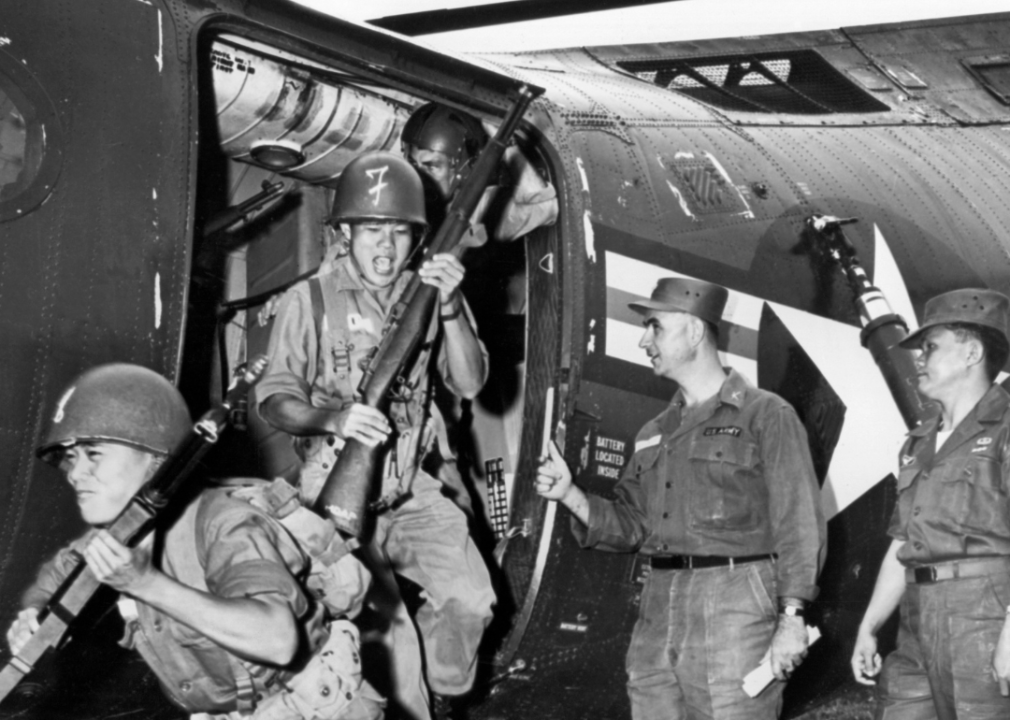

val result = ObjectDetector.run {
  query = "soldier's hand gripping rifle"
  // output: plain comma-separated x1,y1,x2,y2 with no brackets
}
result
313,85,541,540
807,214,928,428
0,357,269,704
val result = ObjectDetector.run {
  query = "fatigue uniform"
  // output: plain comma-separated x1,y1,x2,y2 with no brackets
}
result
879,384,1010,720
576,370,825,720
256,255,495,717
22,488,381,720
464,164,558,246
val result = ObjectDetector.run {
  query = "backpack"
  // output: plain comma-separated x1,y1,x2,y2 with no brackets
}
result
227,477,372,620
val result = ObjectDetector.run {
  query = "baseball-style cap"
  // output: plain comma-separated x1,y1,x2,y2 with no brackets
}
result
899,288,1010,348
628,277,729,326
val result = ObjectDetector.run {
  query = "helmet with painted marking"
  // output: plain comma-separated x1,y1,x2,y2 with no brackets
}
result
329,151,427,229
36,364,192,465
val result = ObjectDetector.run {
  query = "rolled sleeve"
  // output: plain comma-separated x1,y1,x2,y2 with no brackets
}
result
493,148,558,242
201,502,310,618
254,283,317,413
760,405,826,601
435,297,490,397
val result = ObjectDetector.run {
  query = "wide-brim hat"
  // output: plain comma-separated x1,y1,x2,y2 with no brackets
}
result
899,288,1010,348
628,277,729,326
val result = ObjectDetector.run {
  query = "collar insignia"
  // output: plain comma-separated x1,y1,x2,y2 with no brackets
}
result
900,454,915,467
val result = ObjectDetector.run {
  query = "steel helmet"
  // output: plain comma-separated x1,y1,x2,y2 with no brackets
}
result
36,364,192,465
401,103,488,166
329,151,427,229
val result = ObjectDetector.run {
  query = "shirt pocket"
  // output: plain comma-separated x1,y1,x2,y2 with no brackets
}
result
687,439,760,531
939,453,1007,534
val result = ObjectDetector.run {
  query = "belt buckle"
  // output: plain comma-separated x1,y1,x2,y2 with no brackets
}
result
916,566,938,584
683,556,693,570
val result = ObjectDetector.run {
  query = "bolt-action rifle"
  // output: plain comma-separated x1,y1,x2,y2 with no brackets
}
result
313,85,541,540
807,214,928,429
0,357,268,704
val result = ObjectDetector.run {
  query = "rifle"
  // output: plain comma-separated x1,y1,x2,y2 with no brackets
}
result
0,356,268,704
202,180,285,238
313,85,541,539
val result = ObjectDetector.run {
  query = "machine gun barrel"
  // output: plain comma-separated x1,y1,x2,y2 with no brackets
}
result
808,214,928,428
313,86,540,539
0,357,268,705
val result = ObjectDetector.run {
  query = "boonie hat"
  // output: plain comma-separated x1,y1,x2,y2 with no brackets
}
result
628,277,729,326
899,288,1010,348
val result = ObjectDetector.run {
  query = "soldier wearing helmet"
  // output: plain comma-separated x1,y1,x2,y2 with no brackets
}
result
402,102,558,244
256,151,495,720
8,364,383,719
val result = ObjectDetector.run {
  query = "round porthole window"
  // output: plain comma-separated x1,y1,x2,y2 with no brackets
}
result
0,48,62,222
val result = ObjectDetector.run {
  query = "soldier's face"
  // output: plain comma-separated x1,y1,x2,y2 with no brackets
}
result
913,327,974,401
346,221,414,290
639,310,697,380
409,147,455,198
58,442,157,526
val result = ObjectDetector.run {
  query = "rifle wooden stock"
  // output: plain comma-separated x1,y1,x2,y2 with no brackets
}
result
313,86,540,538
0,357,268,706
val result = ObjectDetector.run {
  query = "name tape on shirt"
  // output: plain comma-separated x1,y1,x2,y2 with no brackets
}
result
703,426,742,438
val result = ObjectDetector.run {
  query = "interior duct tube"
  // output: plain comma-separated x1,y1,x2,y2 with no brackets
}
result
212,40,411,186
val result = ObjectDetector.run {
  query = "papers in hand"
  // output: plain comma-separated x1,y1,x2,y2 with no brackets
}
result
742,625,821,698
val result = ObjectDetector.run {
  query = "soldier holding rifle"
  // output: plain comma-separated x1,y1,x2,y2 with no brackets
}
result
6,363,382,719
256,151,494,720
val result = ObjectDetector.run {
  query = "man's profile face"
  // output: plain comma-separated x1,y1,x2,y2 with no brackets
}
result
639,310,696,380
409,147,456,199
346,221,414,290
913,326,974,401
58,442,156,526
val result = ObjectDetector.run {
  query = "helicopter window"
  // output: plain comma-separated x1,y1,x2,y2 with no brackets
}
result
0,50,61,222
963,55,1010,106
619,50,890,115
0,83,37,202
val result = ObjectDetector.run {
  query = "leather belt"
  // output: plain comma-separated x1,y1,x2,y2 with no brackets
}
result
649,553,775,570
905,557,1010,585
